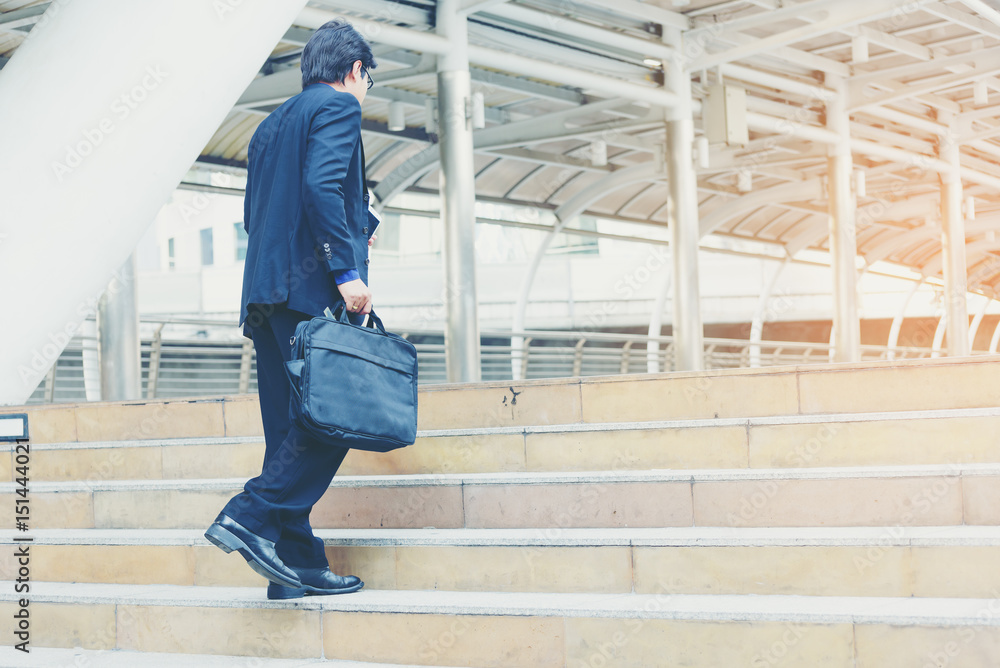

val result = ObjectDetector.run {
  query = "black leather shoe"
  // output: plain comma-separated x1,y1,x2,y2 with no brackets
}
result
267,582,308,600
204,512,301,588
266,566,364,599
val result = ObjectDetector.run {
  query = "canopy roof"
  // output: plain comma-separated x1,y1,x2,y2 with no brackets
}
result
5,0,1000,293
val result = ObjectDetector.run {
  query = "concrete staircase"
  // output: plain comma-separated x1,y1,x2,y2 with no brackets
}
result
3,358,1000,666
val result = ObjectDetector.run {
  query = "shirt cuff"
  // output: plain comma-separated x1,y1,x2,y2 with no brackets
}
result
333,268,360,284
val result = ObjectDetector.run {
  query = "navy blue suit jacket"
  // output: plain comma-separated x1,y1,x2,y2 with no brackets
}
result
239,82,375,339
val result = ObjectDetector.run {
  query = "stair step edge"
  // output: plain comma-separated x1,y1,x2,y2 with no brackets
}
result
7,463,1000,493
6,582,1000,626
16,405,1000,450
0,646,427,668
4,526,1000,547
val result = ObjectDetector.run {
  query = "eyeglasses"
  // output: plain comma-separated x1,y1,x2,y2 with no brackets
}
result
360,66,374,90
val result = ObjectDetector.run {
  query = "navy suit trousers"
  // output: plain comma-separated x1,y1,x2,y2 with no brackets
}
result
222,301,363,568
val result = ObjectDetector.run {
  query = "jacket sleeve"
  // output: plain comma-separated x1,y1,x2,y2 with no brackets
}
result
334,268,360,284
244,128,262,235
243,171,252,235
302,94,362,275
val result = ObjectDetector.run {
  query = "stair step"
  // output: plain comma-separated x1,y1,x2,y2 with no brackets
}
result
5,358,1000,664
2,527,1000,598
0,646,426,668
4,582,1000,666
3,464,998,530
13,525,1000,547
9,406,1000,481
8,357,1000,443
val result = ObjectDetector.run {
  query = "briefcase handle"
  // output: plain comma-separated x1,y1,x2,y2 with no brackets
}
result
327,299,388,335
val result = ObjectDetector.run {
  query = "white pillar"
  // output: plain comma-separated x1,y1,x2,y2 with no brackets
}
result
665,35,704,371
437,0,482,382
98,253,141,401
0,0,308,405
826,75,861,363
940,130,970,357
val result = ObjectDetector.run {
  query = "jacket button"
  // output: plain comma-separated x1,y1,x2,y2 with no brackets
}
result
363,227,368,234
363,193,370,201
364,258,370,265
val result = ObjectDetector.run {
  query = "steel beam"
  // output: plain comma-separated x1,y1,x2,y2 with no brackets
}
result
968,294,992,350
886,278,924,360
571,0,690,31
510,162,658,379
826,76,861,363
665,36,704,371
437,0,481,382
749,260,789,367
374,103,654,207
647,267,672,374
296,7,679,109
97,253,141,401
940,130,971,356
687,0,933,71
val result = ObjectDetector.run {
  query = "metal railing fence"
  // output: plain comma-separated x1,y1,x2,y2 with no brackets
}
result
24,316,962,403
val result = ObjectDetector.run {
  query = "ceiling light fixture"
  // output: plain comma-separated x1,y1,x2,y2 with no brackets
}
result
388,101,405,132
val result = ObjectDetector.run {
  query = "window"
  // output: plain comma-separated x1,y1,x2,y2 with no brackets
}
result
200,228,214,266
234,222,248,261
167,237,175,270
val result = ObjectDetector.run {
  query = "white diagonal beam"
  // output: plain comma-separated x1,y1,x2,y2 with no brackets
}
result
686,0,934,71
850,65,1000,112
710,30,850,77
958,0,1000,28
687,0,847,37
849,44,1000,85
572,0,690,31
923,2,1000,39
842,24,933,61
461,0,510,15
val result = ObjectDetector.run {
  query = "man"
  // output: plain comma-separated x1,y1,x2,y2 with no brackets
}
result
204,19,377,599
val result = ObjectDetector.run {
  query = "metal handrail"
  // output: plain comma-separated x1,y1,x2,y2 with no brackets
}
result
25,316,987,404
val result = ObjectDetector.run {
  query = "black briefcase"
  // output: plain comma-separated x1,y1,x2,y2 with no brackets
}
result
284,300,418,452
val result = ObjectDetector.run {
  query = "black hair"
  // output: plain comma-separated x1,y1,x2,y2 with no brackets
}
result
300,19,377,89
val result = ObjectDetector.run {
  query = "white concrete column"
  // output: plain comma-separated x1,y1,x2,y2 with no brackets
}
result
0,0,308,405
98,252,141,401
825,75,861,363
437,0,482,382
940,130,971,357
665,35,704,372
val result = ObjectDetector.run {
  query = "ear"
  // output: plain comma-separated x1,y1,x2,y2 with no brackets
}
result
351,59,364,81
